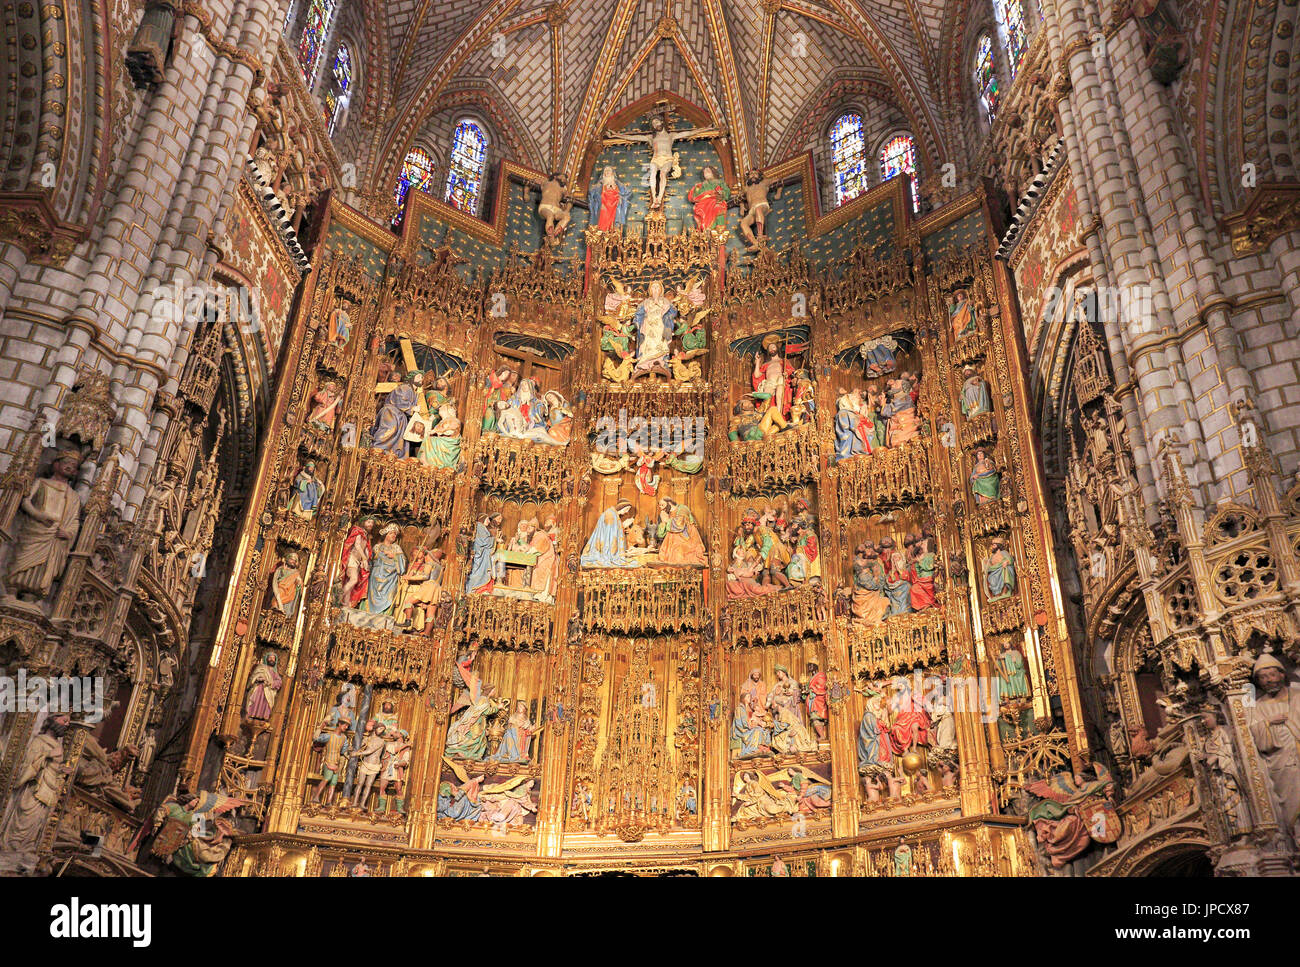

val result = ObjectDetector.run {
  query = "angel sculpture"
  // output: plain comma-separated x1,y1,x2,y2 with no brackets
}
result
670,353,703,383
672,274,709,360
1024,764,1119,868
599,280,638,383
146,789,248,877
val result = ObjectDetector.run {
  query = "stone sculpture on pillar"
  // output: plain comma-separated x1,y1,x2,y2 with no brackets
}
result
6,450,84,601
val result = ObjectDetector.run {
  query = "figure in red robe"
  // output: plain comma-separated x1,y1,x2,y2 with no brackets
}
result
804,662,828,740
686,166,731,230
885,692,933,755
588,166,631,231
339,519,375,608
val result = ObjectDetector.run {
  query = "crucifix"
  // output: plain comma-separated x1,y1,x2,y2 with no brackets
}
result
602,105,726,209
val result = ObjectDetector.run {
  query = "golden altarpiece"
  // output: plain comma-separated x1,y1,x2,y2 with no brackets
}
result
178,184,1096,877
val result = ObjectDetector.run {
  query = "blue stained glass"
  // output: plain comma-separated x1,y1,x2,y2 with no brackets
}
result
831,113,868,207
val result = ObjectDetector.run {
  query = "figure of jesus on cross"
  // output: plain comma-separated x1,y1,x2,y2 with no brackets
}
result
603,111,725,209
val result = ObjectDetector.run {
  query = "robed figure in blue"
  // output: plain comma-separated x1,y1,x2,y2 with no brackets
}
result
960,367,993,418
588,165,632,230
465,514,501,593
731,698,772,758
288,462,323,518
984,539,1017,601
371,373,422,456
363,524,407,615
857,699,893,771
580,507,639,568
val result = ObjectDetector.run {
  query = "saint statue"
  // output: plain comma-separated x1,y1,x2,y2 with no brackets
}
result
878,537,914,616
7,450,83,601
881,372,922,446
950,288,977,339
969,448,1001,503
960,366,993,419
768,667,817,754
494,701,539,763
339,516,375,608
307,380,342,432
371,371,423,456
633,282,678,377
0,714,69,872
587,165,632,231
686,165,730,231
244,651,283,720
834,391,872,460
857,694,893,773
894,843,913,876
465,513,503,594
349,721,387,811
481,368,519,434
398,547,444,630
525,517,558,599
364,523,407,616
731,693,773,758
984,539,1017,601
655,498,707,567
997,643,1032,700
752,336,795,420
1245,653,1300,840
328,305,351,348
805,662,828,741
269,552,303,618
850,544,891,625
287,460,324,518
416,402,462,469
1199,710,1248,829
906,533,938,610
580,505,640,568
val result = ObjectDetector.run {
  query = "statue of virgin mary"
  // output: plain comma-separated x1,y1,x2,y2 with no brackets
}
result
580,506,640,568
632,282,677,377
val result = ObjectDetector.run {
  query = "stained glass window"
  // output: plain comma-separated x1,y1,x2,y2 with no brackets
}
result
994,0,1029,80
974,33,1000,125
325,42,352,134
830,112,868,206
297,0,336,86
444,120,488,214
394,147,437,216
879,134,920,213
